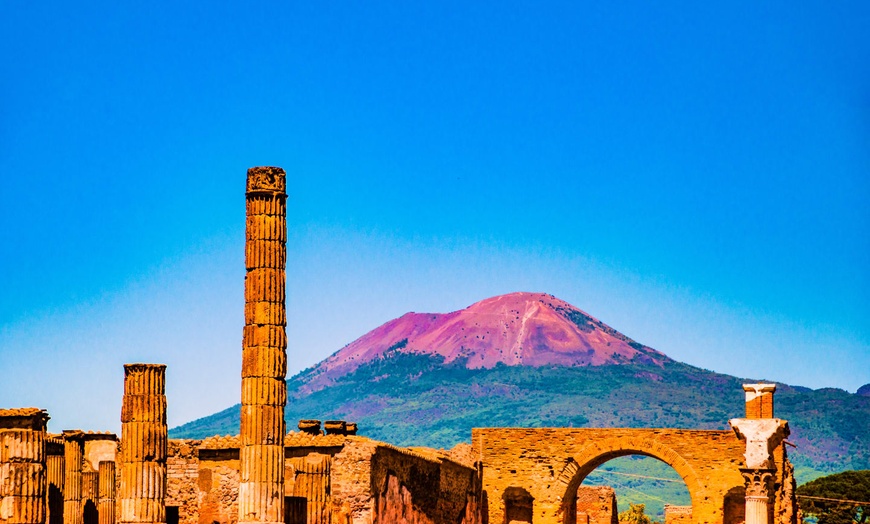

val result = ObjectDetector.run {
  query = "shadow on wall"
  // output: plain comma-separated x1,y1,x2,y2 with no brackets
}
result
724,486,746,524
504,487,534,524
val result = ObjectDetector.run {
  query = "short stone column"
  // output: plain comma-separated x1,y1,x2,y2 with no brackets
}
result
63,431,85,524
119,364,167,524
239,167,287,524
97,462,115,524
0,408,50,524
730,418,789,524
46,435,65,524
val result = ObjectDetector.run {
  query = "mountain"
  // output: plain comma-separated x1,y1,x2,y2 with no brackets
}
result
298,292,669,394
171,292,870,482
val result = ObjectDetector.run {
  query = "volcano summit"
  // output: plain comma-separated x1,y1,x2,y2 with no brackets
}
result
300,292,670,393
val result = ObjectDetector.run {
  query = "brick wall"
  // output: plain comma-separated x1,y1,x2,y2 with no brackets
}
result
166,440,200,524
472,427,751,524
574,487,616,524
664,505,692,524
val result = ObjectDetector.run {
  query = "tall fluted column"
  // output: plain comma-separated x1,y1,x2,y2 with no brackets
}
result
46,435,65,524
98,462,115,524
63,431,85,524
119,364,167,524
239,167,287,524
0,408,49,524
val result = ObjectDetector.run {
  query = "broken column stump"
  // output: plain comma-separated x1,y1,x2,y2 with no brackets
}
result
0,408,50,524
62,431,85,524
119,364,167,524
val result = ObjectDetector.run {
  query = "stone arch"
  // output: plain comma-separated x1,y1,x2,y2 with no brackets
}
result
554,436,703,522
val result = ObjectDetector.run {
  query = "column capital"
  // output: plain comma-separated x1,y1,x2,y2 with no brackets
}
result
740,468,776,498
743,383,776,397
246,167,286,195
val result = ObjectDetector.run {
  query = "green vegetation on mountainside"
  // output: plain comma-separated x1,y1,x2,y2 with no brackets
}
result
171,352,870,483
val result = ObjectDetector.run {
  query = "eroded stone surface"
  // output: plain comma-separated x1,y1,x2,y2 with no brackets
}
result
97,461,115,524
63,431,85,524
239,167,287,524
572,486,617,524
0,409,48,524
119,364,167,524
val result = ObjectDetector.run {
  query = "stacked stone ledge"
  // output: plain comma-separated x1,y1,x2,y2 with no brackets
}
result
239,167,287,524
119,364,167,524
0,408,49,524
63,431,85,524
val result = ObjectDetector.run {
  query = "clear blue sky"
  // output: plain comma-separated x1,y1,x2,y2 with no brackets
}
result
1,2,868,433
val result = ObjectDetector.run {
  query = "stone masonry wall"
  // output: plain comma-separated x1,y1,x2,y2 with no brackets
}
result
664,505,693,524
166,441,200,524
573,487,617,524
472,427,749,524
369,445,484,524
330,438,378,524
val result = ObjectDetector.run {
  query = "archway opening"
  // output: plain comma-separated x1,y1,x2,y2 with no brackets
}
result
567,455,691,524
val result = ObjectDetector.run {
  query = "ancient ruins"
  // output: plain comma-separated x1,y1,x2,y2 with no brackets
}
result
1,167,799,524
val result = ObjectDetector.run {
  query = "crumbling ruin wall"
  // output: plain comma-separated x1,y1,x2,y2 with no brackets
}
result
371,446,440,524
664,505,693,524
367,444,484,524
572,486,616,524
166,441,200,524
329,438,378,524
196,448,240,524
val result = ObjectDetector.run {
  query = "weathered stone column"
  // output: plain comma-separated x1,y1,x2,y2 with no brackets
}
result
289,456,330,524
97,462,115,524
730,418,789,524
239,167,287,524
63,431,85,524
46,435,65,524
119,364,167,524
0,408,49,524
